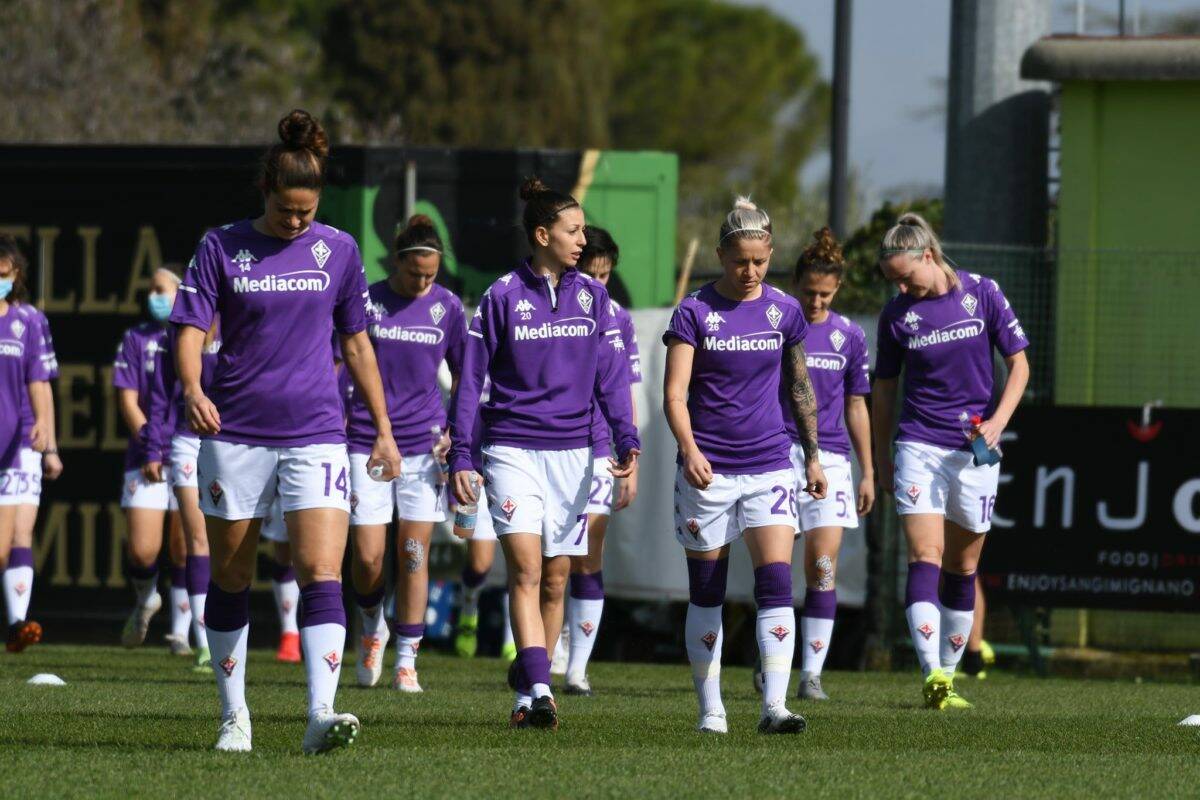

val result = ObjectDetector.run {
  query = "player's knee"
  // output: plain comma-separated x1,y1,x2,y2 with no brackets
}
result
753,561,792,609
541,570,567,600
509,561,542,590
212,564,253,593
687,557,729,608
909,544,943,564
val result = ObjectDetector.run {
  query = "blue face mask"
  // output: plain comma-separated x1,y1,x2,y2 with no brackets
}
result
148,293,174,321
0,279,12,300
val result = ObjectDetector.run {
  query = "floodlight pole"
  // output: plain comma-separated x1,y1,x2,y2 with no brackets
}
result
829,0,852,238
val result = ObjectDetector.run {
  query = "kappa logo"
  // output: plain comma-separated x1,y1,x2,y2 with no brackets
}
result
686,518,701,537
903,311,922,331
960,293,978,316
311,239,332,269
769,625,791,642
704,311,725,332
579,620,596,638
766,303,783,330
499,273,513,285
949,633,966,652
430,301,446,325
1009,318,1027,341
232,249,256,273
208,480,224,505
501,497,518,520
218,656,237,677
367,300,386,321
514,298,536,315
323,650,340,672
906,484,921,503
577,288,593,314
917,622,935,640
809,639,825,654
700,631,718,652
829,329,846,352
10,319,24,338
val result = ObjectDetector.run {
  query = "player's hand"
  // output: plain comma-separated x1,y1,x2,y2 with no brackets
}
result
185,390,221,435
368,433,402,482
42,451,63,480
433,431,452,484
682,448,713,490
28,421,48,453
609,448,640,480
877,458,894,493
804,459,828,500
143,461,164,483
975,417,1004,449
614,462,638,511
452,470,481,506
856,473,875,516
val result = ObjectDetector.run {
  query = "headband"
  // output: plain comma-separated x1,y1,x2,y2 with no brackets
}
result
398,246,442,255
878,247,926,256
719,227,770,244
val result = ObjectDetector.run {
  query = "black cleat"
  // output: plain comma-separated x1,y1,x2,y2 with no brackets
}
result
509,706,531,729
528,696,559,730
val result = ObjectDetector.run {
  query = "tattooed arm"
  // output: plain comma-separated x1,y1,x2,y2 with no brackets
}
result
783,341,828,499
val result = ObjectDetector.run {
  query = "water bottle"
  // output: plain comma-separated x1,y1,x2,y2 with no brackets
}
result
431,425,450,481
454,474,480,531
967,413,1002,466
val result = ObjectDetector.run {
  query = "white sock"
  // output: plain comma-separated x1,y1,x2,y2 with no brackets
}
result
906,601,942,676
170,586,193,640
3,565,33,625
566,597,604,682
501,593,515,648
190,592,209,650
756,606,796,713
359,603,387,638
396,635,422,670
133,576,158,606
301,622,345,716
531,682,551,700
274,579,299,635
208,625,249,716
800,616,835,675
940,608,975,679
685,603,725,718
514,691,532,710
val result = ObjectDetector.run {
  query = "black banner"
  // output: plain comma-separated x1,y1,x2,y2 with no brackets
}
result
982,406,1200,611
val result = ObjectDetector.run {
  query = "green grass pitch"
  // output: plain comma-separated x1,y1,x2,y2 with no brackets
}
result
2,645,1199,798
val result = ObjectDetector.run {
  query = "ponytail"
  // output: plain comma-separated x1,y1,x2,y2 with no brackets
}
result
879,212,958,288
718,196,771,248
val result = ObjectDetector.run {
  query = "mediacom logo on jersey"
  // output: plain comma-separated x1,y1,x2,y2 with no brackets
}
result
231,270,330,293
513,316,596,341
370,324,444,345
702,331,782,352
906,319,984,350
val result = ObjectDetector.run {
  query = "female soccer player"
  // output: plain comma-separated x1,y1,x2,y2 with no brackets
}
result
172,110,400,754
114,266,186,649
785,228,873,701
663,197,824,735
873,212,1028,710
0,235,51,652
556,225,641,696
345,214,465,692
449,178,639,730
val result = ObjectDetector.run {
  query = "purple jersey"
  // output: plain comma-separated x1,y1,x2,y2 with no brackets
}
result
876,270,1028,450
112,322,168,470
589,299,641,459
664,282,808,474
171,220,369,447
346,281,465,456
0,304,50,469
448,262,639,473
141,322,222,462
15,305,58,442
781,314,869,457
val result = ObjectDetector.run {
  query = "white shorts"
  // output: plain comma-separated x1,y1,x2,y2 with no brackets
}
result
674,467,799,552
585,457,615,516
481,444,591,557
261,495,288,543
170,435,200,489
121,468,178,511
791,444,859,532
0,448,42,507
893,440,1000,534
349,452,447,526
197,439,351,520
469,489,497,541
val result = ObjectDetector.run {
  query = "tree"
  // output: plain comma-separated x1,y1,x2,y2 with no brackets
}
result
836,197,943,314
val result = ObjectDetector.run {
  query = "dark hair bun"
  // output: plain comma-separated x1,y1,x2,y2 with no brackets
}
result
519,176,551,201
278,109,329,159
808,226,844,265
406,214,435,229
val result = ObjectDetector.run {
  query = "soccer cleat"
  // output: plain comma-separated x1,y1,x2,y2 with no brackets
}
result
121,592,162,648
797,671,829,701
276,631,301,663
454,613,479,658
960,649,986,679
944,681,974,709
565,675,593,697
356,630,389,688
165,633,192,657
509,705,531,729
302,709,360,755
500,641,517,663
527,696,559,730
923,668,953,710
757,703,807,734
214,708,252,752
550,629,569,676
6,620,42,653
980,639,996,665
192,646,213,673
697,710,728,734
392,666,423,693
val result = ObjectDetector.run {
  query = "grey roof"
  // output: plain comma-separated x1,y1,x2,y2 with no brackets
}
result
1022,36,1200,81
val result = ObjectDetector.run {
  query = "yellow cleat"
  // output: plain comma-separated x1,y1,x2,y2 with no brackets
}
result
944,682,974,709
980,639,996,665
923,668,952,710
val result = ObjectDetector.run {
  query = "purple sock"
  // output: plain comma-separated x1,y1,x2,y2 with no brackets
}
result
355,587,385,610
803,588,837,619
205,583,250,631
169,566,186,589
905,561,941,607
687,558,729,607
517,646,551,688
8,547,33,569
270,561,296,584
753,562,792,609
569,571,605,600
939,571,976,612
185,555,210,596
460,567,487,589
393,622,425,639
298,581,345,628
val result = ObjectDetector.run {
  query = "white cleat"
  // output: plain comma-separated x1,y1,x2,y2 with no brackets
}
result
391,667,423,693
550,627,569,676
121,592,162,648
697,710,728,734
302,709,360,755
214,708,252,752
357,629,389,688
758,702,807,734
165,633,193,657
797,671,829,701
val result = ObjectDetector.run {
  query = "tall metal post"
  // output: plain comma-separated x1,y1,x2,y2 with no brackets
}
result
829,0,852,238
